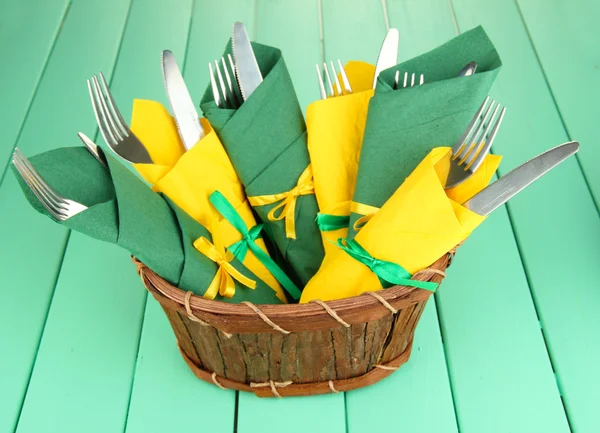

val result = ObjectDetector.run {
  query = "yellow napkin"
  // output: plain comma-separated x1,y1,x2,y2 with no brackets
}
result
300,147,501,303
306,61,375,254
131,99,287,303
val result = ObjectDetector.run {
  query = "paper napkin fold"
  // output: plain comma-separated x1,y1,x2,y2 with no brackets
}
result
300,147,501,303
348,26,502,237
13,146,283,304
306,61,375,255
131,99,287,302
201,40,325,286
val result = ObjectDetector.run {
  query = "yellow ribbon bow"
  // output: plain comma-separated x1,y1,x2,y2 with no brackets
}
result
248,165,315,239
193,237,256,300
351,202,381,231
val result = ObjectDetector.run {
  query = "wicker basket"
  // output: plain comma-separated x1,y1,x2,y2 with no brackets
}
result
133,253,451,397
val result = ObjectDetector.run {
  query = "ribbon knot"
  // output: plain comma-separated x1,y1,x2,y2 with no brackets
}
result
193,236,256,300
248,165,315,239
336,238,438,292
209,191,302,300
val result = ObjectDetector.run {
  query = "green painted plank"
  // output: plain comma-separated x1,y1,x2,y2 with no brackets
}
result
239,393,346,433
450,0,600,431
124,1,246,431
14,1,205,432
515,0,600,206
15,234,146,433
438,207,569,432
0,0,69,173
235,2,347,431
0,0,131,431
125,301,236,433
320,1,458,431
255,0,322,111
347,302,458,433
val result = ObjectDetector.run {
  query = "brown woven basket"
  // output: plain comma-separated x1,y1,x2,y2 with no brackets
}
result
133,252,452,397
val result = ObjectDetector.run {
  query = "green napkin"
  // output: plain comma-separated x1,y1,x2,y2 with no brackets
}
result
12,146,282,304
348,26,502,237
200,40,324,286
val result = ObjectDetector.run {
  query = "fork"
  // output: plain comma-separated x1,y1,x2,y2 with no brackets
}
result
12,148,87,220
209,54,242,109
87,72,153,164
445,96,506,188
316,60,352,99
394,71,425,89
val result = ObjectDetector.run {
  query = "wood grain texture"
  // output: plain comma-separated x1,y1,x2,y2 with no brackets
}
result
137,256,447,394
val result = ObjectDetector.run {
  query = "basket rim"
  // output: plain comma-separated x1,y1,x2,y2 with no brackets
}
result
134,253,450,333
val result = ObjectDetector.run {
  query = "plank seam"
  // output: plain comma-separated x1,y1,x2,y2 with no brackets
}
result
0,0,72,190
503,202,574,433
433,294,463,433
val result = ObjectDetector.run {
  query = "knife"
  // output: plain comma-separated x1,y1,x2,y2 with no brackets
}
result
373,28,399,89
232,22,263,101
161,50,204,150
457,61,477,77
464,141,579,216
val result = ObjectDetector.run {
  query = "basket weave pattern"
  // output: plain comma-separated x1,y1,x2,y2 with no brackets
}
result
134,253,450,397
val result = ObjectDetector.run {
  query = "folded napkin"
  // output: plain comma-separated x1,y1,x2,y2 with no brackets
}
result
13,147,283,304
201,41,325,286
300,147,501,303
307,61,375,255
348,26,502,237
130,99,291,302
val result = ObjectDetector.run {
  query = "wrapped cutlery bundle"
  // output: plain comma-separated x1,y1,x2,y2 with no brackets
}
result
12,24,579,397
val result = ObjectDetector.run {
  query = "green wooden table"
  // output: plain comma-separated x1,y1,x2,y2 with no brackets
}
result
1,0,599,432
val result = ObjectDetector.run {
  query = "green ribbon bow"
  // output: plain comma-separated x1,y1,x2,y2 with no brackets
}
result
209,191,302,300
315,213,350,232
336,238,438,292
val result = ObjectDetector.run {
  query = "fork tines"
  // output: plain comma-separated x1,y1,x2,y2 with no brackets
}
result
209,54,242,109
87,72,152,164
452,96,506,171
394,71,424,89
316,60,352,100
12,148,87,220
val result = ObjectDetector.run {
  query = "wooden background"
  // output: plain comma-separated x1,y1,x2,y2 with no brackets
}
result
1,0,598,432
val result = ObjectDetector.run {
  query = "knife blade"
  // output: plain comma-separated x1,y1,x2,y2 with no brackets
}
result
457,61,477,77
161,50,204,150
373,28,399,89
232,22,263,101
464,141,579,216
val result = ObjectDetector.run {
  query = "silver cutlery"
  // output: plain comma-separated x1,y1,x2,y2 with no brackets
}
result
445,96,506,188
393,71,424,90
78,132,107,168
373,28,399,88
316,60,352,99
458,61,477,77
162,50,205,150
87,72,153,164
12,148,87,220
232,21,263,101
464,141,579,215
209,54,242,109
